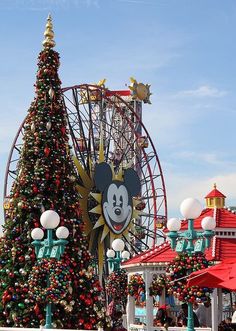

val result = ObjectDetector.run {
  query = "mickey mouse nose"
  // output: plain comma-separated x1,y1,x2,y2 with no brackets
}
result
115,208,121,216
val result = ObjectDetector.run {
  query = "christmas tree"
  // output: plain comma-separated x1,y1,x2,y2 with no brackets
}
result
0,16,109,329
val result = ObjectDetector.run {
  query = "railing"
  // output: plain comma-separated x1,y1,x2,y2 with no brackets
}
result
130,325,211,331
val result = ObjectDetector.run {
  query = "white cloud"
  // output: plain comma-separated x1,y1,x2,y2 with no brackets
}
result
175,85,228,98
166,172,236,218
174,151,236,168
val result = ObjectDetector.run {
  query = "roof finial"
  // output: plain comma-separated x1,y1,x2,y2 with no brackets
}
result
42,14,56,49
214,183,217,189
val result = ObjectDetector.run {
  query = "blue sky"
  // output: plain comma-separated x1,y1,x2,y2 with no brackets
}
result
0,0,236,232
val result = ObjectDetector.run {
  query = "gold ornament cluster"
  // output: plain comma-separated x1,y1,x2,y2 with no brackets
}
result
43,14,56,49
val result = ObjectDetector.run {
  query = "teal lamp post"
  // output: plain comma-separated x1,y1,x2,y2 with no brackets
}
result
106,238,130,272
166,198,216,331
31,210,69,329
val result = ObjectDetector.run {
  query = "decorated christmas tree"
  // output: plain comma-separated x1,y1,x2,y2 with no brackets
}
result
0,16,109,329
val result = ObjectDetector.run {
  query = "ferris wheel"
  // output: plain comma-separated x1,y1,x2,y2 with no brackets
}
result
4,83,167,253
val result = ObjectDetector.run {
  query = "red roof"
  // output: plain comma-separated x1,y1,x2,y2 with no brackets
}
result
179,208,236,229
214,238,236,260
123,207,236,268
205,187,226,198
122,237,236,267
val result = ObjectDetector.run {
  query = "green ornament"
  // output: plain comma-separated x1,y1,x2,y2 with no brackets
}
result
18,303,25,309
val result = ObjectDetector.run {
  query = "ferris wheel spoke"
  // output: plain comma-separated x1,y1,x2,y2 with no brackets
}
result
128,230,150,249
121,235,140,254
133,221,165,238
72,89,89,157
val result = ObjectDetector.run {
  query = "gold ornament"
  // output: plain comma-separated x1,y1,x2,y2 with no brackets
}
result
129,77,152,104
46,121,52,131
48,87,55,99
11,246,17,262
31,123,36,133
42,14,56,49
3,197,11,210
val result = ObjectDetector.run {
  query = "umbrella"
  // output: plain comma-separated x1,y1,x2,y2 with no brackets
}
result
219,278,236,291
187,258,236,289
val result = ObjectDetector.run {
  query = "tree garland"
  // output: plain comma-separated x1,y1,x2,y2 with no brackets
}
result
166,252,212,303
149,274,165,296
28,258,73,304
105,269,127,304
127,273,145,299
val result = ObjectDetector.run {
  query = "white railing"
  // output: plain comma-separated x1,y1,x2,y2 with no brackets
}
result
129,325,212,331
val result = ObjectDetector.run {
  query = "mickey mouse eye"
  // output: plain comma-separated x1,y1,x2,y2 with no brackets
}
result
113,194,117,207
120,196,123,207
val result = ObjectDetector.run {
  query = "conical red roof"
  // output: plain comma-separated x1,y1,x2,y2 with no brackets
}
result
205,185,226,198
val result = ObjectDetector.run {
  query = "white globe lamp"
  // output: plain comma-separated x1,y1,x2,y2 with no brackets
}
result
56,226,69,239
180,198,203,219
201,216,216,231
40,210,60,229
31,228,44,240
167,218,181,232
121,250,130,260
112,238,125,252
106,249,115,258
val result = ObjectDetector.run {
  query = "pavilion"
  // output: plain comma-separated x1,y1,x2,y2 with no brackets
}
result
122,185,236,330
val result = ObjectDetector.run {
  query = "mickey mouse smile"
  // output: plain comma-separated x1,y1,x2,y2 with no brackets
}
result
103,183,132,234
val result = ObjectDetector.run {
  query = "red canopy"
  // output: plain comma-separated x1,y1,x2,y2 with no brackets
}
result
219,278,236,291
187,258,236,290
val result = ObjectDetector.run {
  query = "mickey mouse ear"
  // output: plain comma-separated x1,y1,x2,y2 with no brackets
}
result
123,168,141,196
94,162,113,192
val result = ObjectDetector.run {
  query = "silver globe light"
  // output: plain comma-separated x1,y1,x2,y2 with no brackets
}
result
201,216,216,231
121,250,130,259
106,249,115,258
167,218,181,232
56,226,69,239
112,238,125,252
180,198,203,219
31,228,44,240
40,210,60,229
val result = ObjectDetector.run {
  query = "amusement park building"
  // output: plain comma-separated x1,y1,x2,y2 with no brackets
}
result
123,185,236,330
123,184,236,267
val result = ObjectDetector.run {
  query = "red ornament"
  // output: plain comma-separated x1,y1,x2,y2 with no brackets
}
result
61,127,66,135
44,147,50,157
34,303,40,316
32,185,38,194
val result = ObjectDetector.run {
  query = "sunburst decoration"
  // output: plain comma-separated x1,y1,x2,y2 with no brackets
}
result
129,77,152,104
74,126,142,276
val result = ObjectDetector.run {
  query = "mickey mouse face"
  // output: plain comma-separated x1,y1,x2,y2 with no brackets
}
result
103,181,132,234
94,162,141,235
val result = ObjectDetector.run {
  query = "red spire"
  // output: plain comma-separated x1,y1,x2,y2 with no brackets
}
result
205,183,226,199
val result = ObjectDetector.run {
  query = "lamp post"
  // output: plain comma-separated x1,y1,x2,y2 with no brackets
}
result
167,198,216,331
31,210,69,329
106,238,130,272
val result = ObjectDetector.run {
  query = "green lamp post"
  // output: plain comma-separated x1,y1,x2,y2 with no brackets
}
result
166,198,216,331
31,210,69,329
106,238,130,272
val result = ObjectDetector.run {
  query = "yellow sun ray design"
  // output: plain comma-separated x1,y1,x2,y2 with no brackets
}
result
74,126,143,275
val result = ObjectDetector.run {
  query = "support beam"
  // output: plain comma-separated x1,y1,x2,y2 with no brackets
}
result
144,269,153,330
127,273,135,330
211,289,218,331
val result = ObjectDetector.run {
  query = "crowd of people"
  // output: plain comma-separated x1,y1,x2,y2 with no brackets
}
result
106,297,236,330
153,301,236,330
153,302,210,328
106,297,127,331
